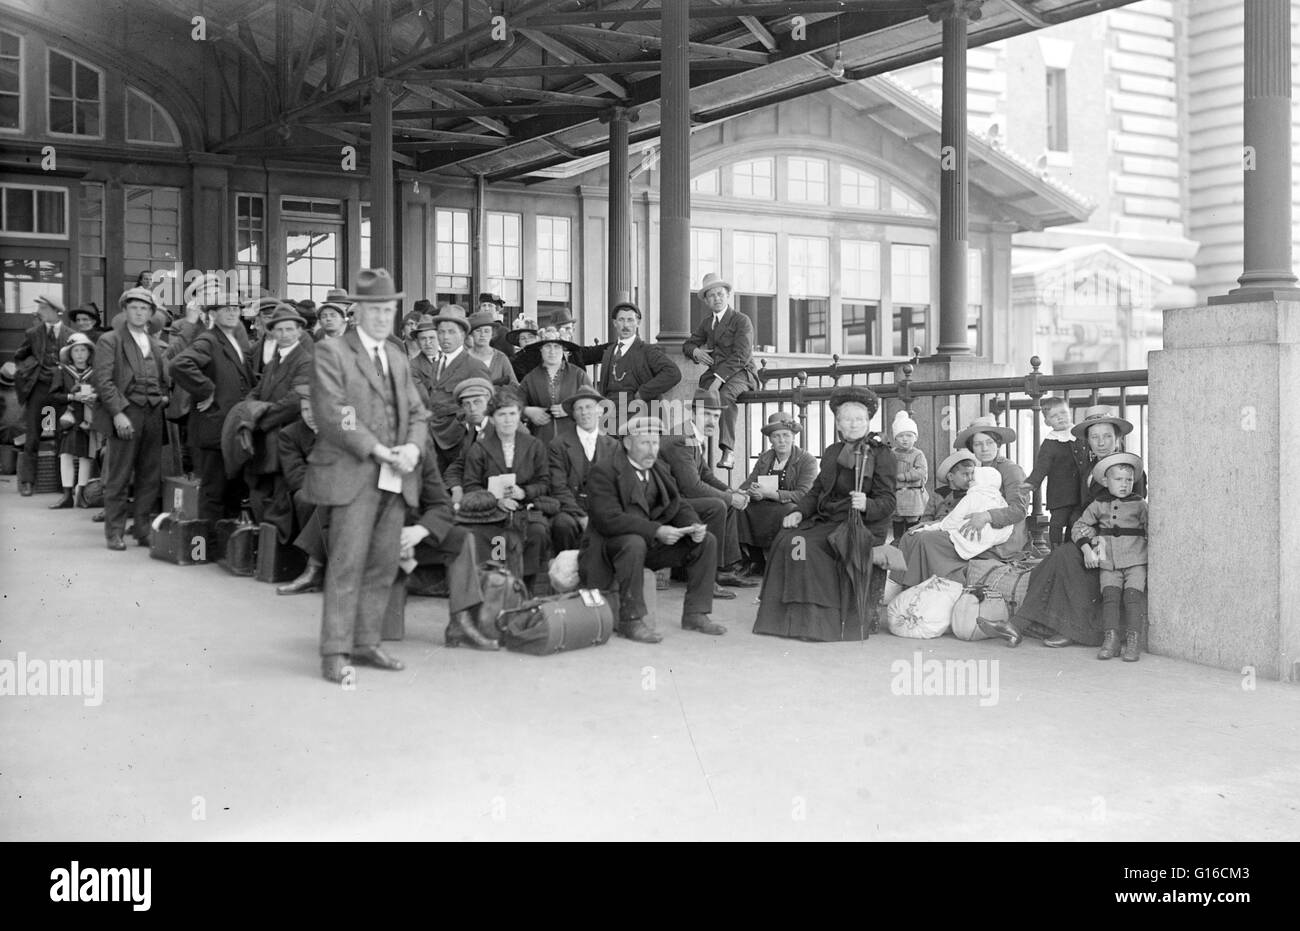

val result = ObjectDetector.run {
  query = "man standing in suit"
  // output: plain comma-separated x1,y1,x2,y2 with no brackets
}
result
92,288,172,550
658,388,758,595
596,302,681,433
683,273,758,469
170,289,256,521
548,384,620,552
580,415,724,643
13,295,71,495
305,268,430,684
245,303,315,531
410,305,492,476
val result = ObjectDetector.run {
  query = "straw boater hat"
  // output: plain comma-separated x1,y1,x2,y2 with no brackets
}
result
466,310,498,332
953,414,1016,449
343,267,404,302
829,385,879,416
698,272,731,298
760,411,801,437
455,490,510,525
1091,451,1143,486
936,449,978,482
58,332,96,365
561,384,606,417
453,376,494,402
429,304,471,332
1071,405,1134,440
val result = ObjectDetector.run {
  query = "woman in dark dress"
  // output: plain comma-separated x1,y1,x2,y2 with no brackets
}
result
736,411,819,576
753,387,897,642
518,328,591,445
462,386,554,591
1000,406,1147,649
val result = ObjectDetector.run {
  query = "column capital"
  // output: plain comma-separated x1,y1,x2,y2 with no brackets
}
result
927,0,984,23
600,106,640,125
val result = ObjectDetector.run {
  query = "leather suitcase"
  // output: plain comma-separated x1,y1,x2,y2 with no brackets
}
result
255,522,306,583
215,517,259,576
163,475,202,521
149,514,214,566
498,589,615,655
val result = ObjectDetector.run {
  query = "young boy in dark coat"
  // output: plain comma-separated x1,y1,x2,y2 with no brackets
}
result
1023,396,1083,548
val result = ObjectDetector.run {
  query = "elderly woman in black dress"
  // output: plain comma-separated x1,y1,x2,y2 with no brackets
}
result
993,406,1147,649
735,411,819,577
752,387,897,642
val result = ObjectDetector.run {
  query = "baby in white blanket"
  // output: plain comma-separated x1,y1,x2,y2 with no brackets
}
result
916,466,1014,559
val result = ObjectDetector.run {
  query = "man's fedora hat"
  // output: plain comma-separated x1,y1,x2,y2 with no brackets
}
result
760,411,801,436
1091,451,1143,486
412,314,440,336
691,387,724,411
455,490,510,525
454,376,494,401
324,287,350,303
561,384,606,417
58,331,96,364
267,303,307,328
936,449,979,481
548,309,576,327
429,304,471,332
342,267,404,302
953,414,1017,449
698,272,731,298
466,310,498,332
1071,405,1134,440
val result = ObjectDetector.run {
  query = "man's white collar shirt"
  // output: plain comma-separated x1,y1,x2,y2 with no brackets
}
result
712,308,727,327
357,329,388,377
576,424,599,460
261,336,277,365
129,328,151,357
222,328,244,362
277,339,300,362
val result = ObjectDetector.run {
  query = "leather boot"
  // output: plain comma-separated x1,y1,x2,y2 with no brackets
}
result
74,485,88,508
19,482,33,496
1097,630,1121,661
1121,629,1141,663
682,613,726,635
276,559,323,595
48,489,73,509
1122,588,1147,657
618,618,663,643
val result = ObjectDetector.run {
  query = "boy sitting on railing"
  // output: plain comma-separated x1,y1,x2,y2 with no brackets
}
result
1024,396,1083,549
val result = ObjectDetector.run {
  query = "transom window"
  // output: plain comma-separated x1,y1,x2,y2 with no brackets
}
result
47,49,101,137
732,158,774,200
0,184,68,238
787,157,828,204
125,86,180,146
690,170,719,195
889,187,931,218
841,240,881,301
840,166,880,209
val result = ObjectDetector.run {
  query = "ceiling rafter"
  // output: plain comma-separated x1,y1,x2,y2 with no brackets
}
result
514,28,629,98
525,23,772,65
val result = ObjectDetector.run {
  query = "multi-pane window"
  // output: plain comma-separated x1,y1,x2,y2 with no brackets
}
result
486,211,522,311
236,194,266,298
840,166,880,209
0,31,21,131
359,201,371,270
787,157,828,204
842,240,881,357
537,215,571,323
789,236,829,354
435,207,471,302
889,187,930,217
842,303,879,356
689,227,721,292
282,197,342,303
967,247,983,356
690,170,719,195
79,183,104,311
732,158,773,200
891,244,931,356
0,184,67,237
47,49,101,137
125,87,179,145
733,231,776,349
124,185,181,282
1046,67,1069,152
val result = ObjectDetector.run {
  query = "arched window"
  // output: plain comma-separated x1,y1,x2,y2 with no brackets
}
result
888,186,931,218
48,49,102,137
125,86,180,146
840,165,880,209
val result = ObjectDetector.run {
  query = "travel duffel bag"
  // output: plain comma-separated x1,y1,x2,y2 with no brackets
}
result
447,561,529,650
886,575,962,639
951,563,1012,641
497,589,615,656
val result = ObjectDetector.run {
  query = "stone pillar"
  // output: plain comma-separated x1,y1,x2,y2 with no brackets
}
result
607,108,634,313
657,0,691,344
1210,0,1300,303
930,0,982,356
369,77,395,275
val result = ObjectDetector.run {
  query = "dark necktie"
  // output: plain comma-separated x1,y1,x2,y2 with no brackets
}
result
436,353,446,380
373,346,386,379
612,343,624,364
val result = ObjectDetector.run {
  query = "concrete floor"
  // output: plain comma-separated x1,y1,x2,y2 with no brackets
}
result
2,479,1298,841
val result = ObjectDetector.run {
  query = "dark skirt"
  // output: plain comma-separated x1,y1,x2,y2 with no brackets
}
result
58,424,101,460
738,500,797,551
1010,542,1104,646
891,531,969,587
752,520,868,642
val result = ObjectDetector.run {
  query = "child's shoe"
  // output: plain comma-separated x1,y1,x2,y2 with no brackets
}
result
1121,630,1141,662
1097,630,1120,660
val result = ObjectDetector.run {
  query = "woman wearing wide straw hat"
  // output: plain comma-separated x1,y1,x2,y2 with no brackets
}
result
47,332,101,508
735,411,818,576
996,406,1148,651
950,414,1032,559
465,310,520,387
753,386,897,641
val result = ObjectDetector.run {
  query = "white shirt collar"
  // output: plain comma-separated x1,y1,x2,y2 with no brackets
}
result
277,339,300,361
441,344,464,364
356,329,388,374
618,335,636,351
576,424,600,446
712,308,727,324
129,327,151,356
690,421,706,445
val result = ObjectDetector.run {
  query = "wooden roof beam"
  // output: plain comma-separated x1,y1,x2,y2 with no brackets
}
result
514,28,628,98
525,23,772,65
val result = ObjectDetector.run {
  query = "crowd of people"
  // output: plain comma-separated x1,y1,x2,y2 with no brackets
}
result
5,265,1149,682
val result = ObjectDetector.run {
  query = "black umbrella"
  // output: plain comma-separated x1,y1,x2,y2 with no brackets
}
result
829,442,875,642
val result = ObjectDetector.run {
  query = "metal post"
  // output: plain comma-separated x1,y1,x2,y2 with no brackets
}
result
368,0,394,273
607,108,634,313
657,0,691,342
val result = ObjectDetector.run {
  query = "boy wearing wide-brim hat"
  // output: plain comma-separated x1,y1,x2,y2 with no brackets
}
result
1072,451,1147,662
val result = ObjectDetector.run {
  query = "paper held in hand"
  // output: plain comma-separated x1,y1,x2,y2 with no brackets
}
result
378,462,403,493
755,475,779,495
488,472,517,500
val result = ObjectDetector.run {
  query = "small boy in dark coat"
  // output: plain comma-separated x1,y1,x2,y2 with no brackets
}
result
1023,396,1082,548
